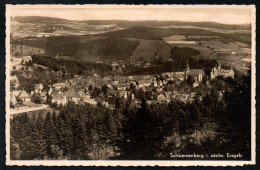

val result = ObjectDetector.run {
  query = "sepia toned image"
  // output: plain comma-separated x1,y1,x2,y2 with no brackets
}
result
5,5,255,166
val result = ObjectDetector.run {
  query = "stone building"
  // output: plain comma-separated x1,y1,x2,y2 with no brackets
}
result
210,62,234,79
185,61,205,82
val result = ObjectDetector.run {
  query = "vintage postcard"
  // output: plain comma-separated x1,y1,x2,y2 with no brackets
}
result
5,5,256,166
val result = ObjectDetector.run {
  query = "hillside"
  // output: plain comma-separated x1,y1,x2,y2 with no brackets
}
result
75,38,139,61
14,16,68,23
45,36,81,56
96,26,251,45
130,39,172,61
44,36,178,62
14,16,251,30
96,26,222,40
86,20,251,30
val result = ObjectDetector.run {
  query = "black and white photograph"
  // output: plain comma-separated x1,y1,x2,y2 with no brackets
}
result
5,5,256,166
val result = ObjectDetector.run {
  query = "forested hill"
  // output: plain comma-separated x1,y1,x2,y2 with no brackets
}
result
44,36,198,62
14,16,68,23
87,20,251,30
96,26,218,40
14,16,251,30
95,26,251,45
75,38,139,61
45,37,140,61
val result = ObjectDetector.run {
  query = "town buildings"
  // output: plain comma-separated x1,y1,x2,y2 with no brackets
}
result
10,56,236,110
18,90,32,102
210,62,234,79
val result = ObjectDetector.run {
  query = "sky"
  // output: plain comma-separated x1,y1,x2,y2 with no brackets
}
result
9,5,253,24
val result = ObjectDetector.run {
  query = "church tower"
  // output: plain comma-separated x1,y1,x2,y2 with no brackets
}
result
218,61,221,72
185,61,190,81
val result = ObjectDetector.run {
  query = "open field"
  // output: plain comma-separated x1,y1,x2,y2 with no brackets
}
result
187,35,220,39
163,35,186,41
11,25,251,64
208,52,245,62
169,43,214,58
199,40,249,51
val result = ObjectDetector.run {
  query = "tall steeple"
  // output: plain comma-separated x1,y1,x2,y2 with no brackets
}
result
218,61,221,72
186,60,190,73
185,60,189,80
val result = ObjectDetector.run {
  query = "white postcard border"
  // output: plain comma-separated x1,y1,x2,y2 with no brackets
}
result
5,4,256,166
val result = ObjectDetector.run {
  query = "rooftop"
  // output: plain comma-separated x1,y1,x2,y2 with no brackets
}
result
189,69,205,76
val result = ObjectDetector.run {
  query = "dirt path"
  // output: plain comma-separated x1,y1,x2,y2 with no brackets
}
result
10,104,49,115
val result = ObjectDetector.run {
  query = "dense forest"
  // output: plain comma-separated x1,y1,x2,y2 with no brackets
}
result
31,51,216,78
45,36,81,56
76,38,139,61
32,55,113,76
97,26,218,40
10,75,251,160
123,58,218,76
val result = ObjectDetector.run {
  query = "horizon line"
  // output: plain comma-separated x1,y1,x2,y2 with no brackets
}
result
12,15,252,25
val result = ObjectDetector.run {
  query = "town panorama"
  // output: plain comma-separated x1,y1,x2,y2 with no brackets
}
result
8,7,253,162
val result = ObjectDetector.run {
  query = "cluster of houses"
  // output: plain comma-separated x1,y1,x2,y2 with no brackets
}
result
210,62,234,79
155,91,197,104
21,56,32,64
10,60,235,108
10,90,32,107
111,59,152,71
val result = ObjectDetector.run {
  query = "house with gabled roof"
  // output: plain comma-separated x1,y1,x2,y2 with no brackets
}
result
53,82,67,90
107,89,118,98
18,90,31,102
118,90,128,99
143,62,151,68
113,76,129,85
22,56,32,63
11,90,22,97
65,90,79,104
50,89,62,97
51,94,67,106
117,82,130,91
138,80,152,88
